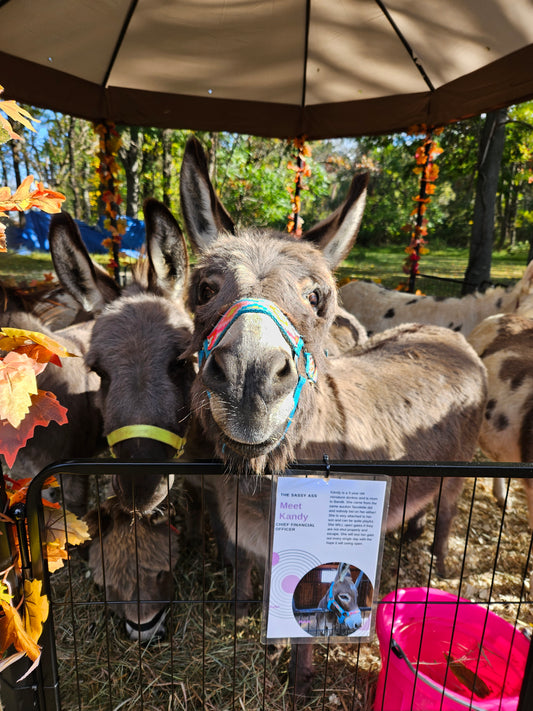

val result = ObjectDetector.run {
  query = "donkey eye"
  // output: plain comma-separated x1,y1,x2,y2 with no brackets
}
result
168,357,187,382
198,280,218,305
307,290,320,309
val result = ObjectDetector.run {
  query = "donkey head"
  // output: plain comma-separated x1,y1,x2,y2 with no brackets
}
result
180,136,367,474
49,201,195,513
85,496,180,641
326,563,362,630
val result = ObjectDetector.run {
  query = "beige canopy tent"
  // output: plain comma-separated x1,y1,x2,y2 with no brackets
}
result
1,0,533,139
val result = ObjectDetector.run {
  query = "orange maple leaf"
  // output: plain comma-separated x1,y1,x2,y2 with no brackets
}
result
0,352,40,427
29,183,66,214
0,597,41,662
0,390,68,468
0,327,77,365
43,541,69,573
22,579,49,645
0,87,38,135
0,176,65,214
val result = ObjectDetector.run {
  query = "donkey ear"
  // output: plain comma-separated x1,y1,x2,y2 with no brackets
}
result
302,173,368,269
336,562,352,581
179,135,235,252
144,199,189,299
49,212,120,313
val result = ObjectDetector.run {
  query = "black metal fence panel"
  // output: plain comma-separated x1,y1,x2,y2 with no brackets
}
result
1,460,533,711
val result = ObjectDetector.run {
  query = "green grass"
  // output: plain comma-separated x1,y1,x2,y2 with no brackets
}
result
2,243,530,298
336,244,531,297
0,251,111,283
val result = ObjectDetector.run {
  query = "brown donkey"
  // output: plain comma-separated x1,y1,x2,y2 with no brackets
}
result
50,201,195,639
50,200,195,515
179,135,488,695
3,202,194,640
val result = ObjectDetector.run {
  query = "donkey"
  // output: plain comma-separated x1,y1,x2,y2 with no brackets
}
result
179,135,488,695
339,260,533,337
49,201,195,516
468,306,533,529
3,203,195,641
316,563,362,636
84,496,180,641
0,278,89,330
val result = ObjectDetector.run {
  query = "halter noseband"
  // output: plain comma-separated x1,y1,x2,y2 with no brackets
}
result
197,298,318,434
326,582,361,624
326,568,364,629
107,424,186,459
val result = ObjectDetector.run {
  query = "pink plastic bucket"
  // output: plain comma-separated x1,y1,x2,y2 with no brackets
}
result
374,587,530,711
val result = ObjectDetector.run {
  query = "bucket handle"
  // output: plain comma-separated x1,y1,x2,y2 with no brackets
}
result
390,638,490,711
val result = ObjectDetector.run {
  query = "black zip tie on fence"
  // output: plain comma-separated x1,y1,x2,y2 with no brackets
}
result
323,453,330,478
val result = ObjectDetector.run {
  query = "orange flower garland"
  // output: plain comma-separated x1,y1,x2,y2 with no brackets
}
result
287,137,312,237
399,127,443,292
93,121,126,282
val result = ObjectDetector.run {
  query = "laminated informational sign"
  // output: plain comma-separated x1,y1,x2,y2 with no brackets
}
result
262,472,390,644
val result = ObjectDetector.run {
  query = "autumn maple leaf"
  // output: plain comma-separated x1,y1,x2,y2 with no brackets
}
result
43,507,90,549
0,352,40,427
0,327,77,366
0,390,68,467
0,176,65,214
42,507,90,572
0,576,49,679
22,579,49,647
0,85,38,138
0,596,41,662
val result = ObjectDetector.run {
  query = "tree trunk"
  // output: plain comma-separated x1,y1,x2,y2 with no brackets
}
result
10,140,24,227
462,108,507,294
81,162,92,223
67,116,81,219
119,126,144,218
161,128,173,208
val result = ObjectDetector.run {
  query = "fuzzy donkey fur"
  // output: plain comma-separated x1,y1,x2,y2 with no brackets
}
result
51,200,195,515
85,496,180,641
179,135,488,696
49,202,196,638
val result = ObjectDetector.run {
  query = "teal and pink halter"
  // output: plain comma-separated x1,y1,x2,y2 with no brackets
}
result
198,298,318,434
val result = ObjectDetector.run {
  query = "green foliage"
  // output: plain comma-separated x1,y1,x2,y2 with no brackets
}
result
2,100,532,266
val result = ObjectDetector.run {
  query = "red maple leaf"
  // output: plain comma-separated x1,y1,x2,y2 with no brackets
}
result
0,391,68,467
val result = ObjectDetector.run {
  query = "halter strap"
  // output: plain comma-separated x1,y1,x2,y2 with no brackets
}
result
197,298,318,435
107,425,186,459
326,577,362,624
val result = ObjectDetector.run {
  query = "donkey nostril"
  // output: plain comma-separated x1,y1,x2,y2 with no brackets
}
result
277,358,292,379
204,349,229,388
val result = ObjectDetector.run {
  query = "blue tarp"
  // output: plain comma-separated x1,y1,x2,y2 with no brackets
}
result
5,210,146,256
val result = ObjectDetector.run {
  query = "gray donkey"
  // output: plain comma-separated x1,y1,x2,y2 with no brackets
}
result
84,496,180,641
179,135,488,695
49,201,195,515
3,202,195,640
48,201,196,640
316,563,363,636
